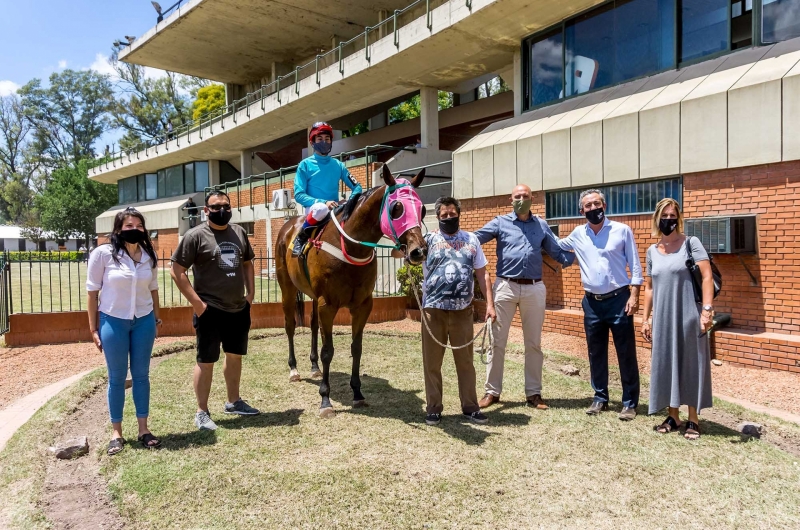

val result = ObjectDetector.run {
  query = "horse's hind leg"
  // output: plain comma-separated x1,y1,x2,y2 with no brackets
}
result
350,297,373,408
310,300,322,379
279,274,301,382
318,304,338,419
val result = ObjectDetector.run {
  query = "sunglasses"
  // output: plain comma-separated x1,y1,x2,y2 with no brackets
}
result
207,204,231,212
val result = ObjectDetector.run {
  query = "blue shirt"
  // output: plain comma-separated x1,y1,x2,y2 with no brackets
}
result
558,218,643,295
422,230,488,310
474,212,574,280
294,153,362,208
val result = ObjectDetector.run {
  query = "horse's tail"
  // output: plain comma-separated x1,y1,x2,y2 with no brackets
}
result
295,291,305,327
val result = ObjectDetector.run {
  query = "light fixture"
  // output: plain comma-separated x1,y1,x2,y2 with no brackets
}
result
124,35,136,44
152,1,163,22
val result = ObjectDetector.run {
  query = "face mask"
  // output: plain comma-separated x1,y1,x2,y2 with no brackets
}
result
438,216,459,235
659,218,678,236
512,199,531,216
585,208,605,225
313,141,332,156
208,208,232,226
119,229,145,244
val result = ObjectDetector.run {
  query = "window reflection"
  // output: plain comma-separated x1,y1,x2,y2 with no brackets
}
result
681,0,728,62
530,29,563,107
763,0,800,43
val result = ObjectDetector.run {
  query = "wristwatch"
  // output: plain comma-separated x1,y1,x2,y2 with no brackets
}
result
702,305,713,312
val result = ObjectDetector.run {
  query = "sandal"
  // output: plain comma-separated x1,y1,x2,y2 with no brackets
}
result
684,421,701,440
654,416,681,434
107,438,124,456
138,432,162,449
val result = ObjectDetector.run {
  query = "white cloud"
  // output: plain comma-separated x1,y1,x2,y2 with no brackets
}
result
58,60,67,69
88,53,117,78
0,80,20,96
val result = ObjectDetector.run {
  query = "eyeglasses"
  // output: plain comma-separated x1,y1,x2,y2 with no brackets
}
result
207,204,231,212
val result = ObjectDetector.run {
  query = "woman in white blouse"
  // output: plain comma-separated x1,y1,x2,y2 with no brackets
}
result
87,207,162,455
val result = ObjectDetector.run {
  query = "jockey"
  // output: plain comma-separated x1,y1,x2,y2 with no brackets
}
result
292,121,363,257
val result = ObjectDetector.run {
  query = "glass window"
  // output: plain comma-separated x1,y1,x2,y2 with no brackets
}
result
195,161,210,191
145,174,158,200
166,165,183,197
137,175,146,201
545,177,682,219
119,177,137,204
529,29,564,107
184,163,195,194
731,0,753,49
762,0,800,43
118,183,124,204
157,170,166,198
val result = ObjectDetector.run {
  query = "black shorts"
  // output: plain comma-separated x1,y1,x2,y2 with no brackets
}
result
193,303,251,363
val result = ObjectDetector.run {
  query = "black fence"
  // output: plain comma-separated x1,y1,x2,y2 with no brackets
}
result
2,249,403,315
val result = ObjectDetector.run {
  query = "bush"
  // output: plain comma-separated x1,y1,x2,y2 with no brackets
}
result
396,264,422,296
5,251,87,262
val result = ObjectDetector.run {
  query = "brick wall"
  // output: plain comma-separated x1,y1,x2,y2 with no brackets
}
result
152,228,178,256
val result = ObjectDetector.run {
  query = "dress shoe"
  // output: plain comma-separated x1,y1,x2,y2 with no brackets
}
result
618,406,637,421
526,394,549,410
478,393,500,408
585,401,609,415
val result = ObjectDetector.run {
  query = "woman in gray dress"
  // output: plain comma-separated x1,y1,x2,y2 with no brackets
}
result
642,198,714,440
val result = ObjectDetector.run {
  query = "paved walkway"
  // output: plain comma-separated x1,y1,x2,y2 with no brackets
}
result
0,370,92,453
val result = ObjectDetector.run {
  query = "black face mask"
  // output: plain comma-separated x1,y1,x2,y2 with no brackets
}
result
119,229,145,244
659,218,679,236
313,141,332,155
208,208,232,226
439,216,459,234
585,208,605,225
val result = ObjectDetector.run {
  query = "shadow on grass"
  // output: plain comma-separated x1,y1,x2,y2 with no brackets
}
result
134,429,218,451
491,397,594,412
214,408,304,429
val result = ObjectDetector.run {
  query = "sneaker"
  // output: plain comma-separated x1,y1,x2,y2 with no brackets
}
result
463,411,489,425
224,398,261,415
425,413,442,425
195,410,217,431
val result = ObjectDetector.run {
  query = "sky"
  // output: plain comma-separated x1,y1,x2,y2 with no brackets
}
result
0,0,173,146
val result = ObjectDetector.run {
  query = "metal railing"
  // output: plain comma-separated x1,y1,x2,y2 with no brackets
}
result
90,0,475,175
4,249,403,314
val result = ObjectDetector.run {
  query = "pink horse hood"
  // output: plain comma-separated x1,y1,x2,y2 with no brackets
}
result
380,178,425,241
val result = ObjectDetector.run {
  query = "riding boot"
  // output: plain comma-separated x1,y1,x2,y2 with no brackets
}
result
292,226,315,258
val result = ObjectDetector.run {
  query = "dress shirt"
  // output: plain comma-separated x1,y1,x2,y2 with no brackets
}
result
86,245,158,319
558,218,643,295
474,212,574,279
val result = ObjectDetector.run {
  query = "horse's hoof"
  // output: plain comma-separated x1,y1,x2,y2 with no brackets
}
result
310,370,323,379
319,407,335,419
352,400,368,408
289,369,300,382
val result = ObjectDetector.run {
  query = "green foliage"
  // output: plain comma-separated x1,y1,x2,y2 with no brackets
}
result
0,174,34,224
35,160,117,241
5,251,85,262
388,91,453,126
396,263,423,296
192,84,226,121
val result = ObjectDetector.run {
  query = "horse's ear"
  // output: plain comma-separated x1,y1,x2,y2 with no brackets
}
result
382,164,396,186
410,168,426,188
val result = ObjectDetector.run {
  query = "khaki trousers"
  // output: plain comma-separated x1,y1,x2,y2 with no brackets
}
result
421,307,480,414
485,278,547,397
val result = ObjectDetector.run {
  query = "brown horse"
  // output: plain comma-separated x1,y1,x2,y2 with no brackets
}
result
275,165,427,418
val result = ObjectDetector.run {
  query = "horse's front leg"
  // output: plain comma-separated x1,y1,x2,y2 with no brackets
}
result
350,297,373,407
318,303,338,419
310,300,322,379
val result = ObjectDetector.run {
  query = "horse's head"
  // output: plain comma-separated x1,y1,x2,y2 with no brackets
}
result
380,165,427,265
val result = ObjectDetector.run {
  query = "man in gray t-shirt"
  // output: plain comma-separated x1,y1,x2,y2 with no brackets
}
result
171,191,259,431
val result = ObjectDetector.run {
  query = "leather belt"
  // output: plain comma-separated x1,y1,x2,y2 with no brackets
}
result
586,286,629,301
500,277,542,285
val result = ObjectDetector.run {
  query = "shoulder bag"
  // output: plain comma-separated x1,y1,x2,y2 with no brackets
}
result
685,236,722,303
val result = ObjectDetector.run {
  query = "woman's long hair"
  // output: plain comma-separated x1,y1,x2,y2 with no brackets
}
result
107,207,157,268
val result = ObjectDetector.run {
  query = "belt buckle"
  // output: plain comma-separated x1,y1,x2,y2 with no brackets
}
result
593,293,602,301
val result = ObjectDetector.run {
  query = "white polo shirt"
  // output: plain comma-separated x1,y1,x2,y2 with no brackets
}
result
86,245,158,319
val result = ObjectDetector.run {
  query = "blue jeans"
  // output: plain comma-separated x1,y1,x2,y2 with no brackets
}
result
99,311,156,423
582,290,640,408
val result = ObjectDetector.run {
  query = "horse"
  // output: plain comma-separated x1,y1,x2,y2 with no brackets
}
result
275,165,427,418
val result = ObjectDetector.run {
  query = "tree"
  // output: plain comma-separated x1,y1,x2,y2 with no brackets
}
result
0,95,42,221
36,160,117,243
19,210,47,248
1,174,34,224
388,91,453,126
192,84,225,121
18,70,114,167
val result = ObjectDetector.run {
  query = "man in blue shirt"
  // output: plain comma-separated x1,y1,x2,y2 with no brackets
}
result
557,189,642,421
291,122,362,257
474,184,574,410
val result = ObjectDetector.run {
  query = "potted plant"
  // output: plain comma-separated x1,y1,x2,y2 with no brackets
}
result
397,263,423,312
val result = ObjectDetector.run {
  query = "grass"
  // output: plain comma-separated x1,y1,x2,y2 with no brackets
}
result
87,333,800,529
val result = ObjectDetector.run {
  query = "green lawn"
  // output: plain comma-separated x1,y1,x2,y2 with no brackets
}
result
83,333,800,529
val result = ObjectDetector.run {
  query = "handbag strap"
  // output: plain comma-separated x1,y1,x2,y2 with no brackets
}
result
685,236,695,267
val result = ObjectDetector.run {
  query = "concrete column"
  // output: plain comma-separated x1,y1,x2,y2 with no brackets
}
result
513,49,522,116
419,87,440,150
240,150,253,179
208,160,222,186
369,111,388,130
271,62,292,83
377,9,390,39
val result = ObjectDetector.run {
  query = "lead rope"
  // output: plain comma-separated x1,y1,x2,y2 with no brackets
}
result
410,280,493,366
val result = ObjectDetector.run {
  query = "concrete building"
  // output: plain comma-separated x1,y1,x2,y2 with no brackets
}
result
94,0,800,373
0,226,82,252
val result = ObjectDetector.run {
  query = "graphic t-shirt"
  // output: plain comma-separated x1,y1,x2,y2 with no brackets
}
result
171,223,255,312
422,230,487,311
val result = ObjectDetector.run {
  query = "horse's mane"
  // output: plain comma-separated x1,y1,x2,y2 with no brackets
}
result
340,185,382,222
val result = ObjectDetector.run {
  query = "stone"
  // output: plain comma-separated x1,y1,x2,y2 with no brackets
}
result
711,359,723,366
560,364,580,376
125,378,133,389
737,422,764,438
49,436,89,459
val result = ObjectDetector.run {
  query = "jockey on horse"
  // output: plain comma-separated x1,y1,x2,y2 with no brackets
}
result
292,121,363,257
